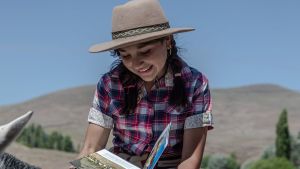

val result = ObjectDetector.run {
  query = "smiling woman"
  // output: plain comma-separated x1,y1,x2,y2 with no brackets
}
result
71,0,214,168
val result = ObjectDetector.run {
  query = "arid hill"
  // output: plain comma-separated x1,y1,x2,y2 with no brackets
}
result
1,84,299,168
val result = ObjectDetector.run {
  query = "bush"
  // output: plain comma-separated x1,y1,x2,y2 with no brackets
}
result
260,137,300,168
291,137,300,168
240,158,256,169
206,154,240,169
17,123,75,152
249,157,295,169
201,155,211,169
261,144,276,159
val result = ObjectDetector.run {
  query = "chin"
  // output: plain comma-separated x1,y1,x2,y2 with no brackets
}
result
141,77,155,82
138,73,157,82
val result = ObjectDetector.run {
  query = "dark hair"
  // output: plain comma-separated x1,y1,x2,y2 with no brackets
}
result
110,36,188,115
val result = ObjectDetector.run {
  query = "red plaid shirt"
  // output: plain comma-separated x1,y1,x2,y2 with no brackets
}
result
88,59,213,157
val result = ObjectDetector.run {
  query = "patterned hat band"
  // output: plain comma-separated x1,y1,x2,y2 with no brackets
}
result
112,22,170,40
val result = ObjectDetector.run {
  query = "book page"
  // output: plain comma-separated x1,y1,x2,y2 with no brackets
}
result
98,149,140,169
70,149,140,169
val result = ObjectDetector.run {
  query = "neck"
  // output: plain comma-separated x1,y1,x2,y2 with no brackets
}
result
144,63,168,92
144,81,155,93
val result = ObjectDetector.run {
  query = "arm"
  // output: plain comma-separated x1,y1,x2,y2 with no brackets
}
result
70,76,113,168
78,75,113,158
177,73,212,168
77,123,111,159
178,126,208,169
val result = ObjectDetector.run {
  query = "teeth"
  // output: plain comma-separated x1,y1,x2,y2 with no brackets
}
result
139,66,150,72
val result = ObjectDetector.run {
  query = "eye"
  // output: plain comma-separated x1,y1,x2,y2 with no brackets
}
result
120,54,130,60
140,49,151,56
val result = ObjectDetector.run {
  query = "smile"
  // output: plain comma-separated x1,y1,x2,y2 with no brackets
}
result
138,65,152,73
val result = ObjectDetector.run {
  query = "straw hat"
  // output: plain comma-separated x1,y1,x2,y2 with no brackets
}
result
89,0,195,53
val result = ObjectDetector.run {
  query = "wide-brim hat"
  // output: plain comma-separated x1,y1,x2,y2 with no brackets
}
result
89,0,195,53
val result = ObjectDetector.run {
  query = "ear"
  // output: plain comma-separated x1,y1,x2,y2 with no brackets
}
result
0,111,33,152
164,35,172,49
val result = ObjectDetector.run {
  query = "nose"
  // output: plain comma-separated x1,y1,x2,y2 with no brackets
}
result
132,57,144,68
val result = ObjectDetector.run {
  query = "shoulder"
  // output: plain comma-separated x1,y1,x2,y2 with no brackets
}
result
190,67,209,85
95,65,124,101
185,67,209,95
97,64,123,90
179,59,209,86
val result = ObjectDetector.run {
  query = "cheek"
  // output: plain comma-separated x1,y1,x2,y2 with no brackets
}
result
154,51,168,68
121,60,133,71
157,57,167,69
122,60,129,67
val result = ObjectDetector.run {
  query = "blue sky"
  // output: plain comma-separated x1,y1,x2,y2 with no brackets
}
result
0,0,299,106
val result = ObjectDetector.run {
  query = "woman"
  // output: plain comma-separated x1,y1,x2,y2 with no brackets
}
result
72,0,213,168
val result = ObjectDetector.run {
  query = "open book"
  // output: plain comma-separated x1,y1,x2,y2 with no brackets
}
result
70,123,172,169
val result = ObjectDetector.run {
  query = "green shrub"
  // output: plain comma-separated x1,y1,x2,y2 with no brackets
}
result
249,157,295,169
201,155,211,169
291,137,300,168
261,144,276,159
240,158,256,169
260,137,300,168
206,154,240,169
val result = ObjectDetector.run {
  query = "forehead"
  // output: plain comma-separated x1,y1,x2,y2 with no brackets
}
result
118,38,164,52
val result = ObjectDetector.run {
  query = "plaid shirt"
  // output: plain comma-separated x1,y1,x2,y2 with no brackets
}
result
88,59,213,157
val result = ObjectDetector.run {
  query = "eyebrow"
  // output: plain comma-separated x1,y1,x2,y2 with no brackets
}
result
118,39,160,52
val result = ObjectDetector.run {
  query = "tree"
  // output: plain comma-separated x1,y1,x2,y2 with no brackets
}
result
28,124,36,148
276,109,291,159
49,131,59,149
56,133,64,150
35,125,47,148
47,132,57,149
16,123,76,153
62,136,75,152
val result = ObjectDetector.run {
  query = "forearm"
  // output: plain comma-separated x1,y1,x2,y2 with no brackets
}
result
76,123,110,159
179,127,208,169
177,155,202,169
77,143,106,159
178,145,205,169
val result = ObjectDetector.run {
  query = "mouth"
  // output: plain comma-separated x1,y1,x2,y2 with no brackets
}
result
138,65,153,73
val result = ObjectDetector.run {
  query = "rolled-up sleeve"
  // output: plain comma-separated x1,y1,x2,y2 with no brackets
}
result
88,76,114,129
184,74,214,130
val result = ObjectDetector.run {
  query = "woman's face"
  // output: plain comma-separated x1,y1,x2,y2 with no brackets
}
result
118,37,170,82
